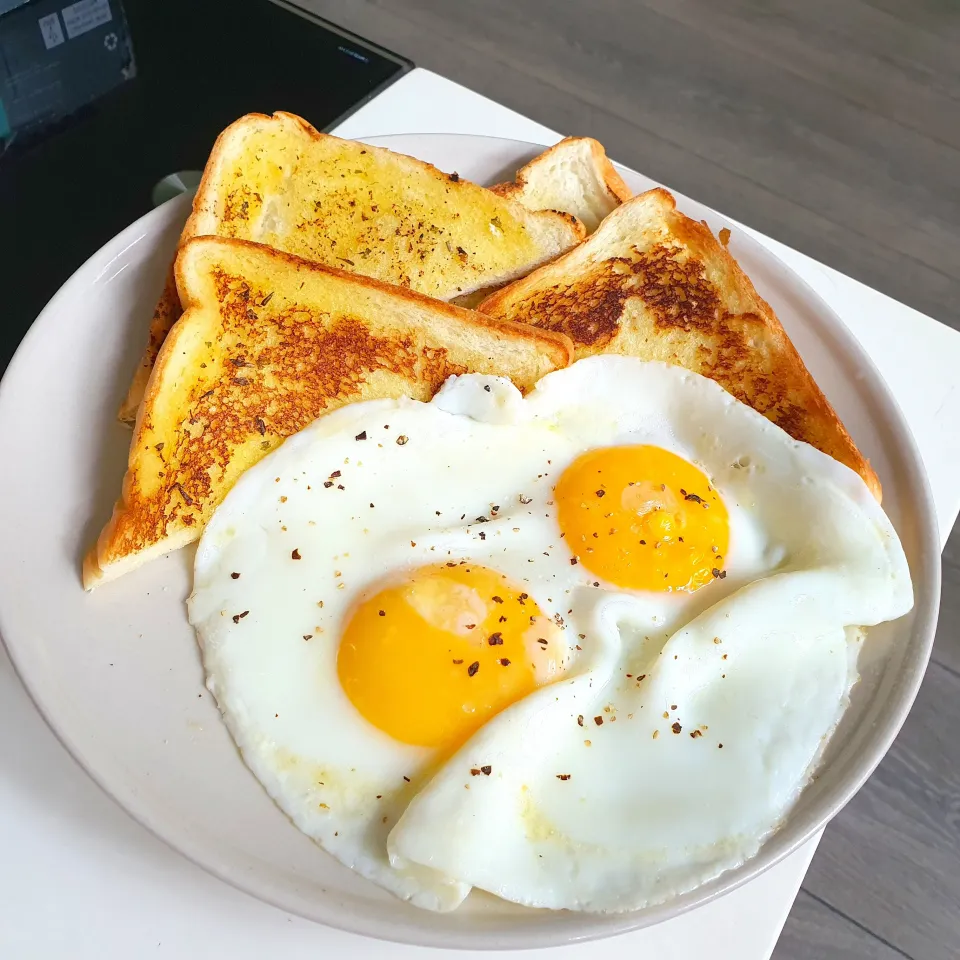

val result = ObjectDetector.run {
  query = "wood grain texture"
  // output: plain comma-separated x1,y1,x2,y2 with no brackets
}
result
773,891,909,960
802,661,960,960
305,3,960,956
932,527,960,676
307,0,960,331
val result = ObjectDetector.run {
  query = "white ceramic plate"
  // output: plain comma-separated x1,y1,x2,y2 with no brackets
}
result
0,135,940,949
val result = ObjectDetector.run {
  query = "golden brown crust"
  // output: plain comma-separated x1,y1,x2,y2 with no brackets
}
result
587,140,633,205
182,110,584,272
118,112,583,424
179,239,575,368
178,110,272,245
87,237,572,587
480,188,881,500
117,269,182,423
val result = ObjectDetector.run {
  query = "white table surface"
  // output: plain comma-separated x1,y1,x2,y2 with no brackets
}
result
3,67,959,959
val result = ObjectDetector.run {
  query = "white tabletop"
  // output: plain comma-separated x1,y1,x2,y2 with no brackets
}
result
3,68,959,959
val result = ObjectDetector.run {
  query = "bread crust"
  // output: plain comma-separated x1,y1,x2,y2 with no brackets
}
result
480,188,880,500
86,237,572,588
491,137,632,229
118,112,585,423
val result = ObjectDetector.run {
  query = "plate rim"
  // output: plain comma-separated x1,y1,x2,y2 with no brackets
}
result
0,132,942,949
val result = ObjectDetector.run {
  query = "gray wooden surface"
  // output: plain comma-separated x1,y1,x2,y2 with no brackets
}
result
309,2,960,957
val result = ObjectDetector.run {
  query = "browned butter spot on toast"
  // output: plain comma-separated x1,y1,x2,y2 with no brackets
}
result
113,270,466,551
501,243,809,449
509,244,724,347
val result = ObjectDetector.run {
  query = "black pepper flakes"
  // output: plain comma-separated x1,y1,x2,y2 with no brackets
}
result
324,481,334,488
232,610,249,624
487,632,503,646
690,730,703,739
570,557,579,565
483,384,491,392
577,715,584,727
595,489,606,498
171,482,194,506
672,721,682,734
491,595,504,604
255,417,266,436
556,774,571,781
480,765,491,775
355,431,367,441
452,658,463,664
467,661,480,677
378,610,386,617
230,572,240,580
470,768,481,776
711,568,727,580
292,549,302,560
594,716,603,726
499,658,511,666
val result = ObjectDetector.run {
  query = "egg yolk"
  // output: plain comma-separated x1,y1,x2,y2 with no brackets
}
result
338,564,563,752
556,445,729,592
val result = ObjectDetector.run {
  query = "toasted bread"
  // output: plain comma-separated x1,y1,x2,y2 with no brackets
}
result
491,137,632,234
85,237,573,588
118,267,179,423
479,188,880,499
118,112,584,422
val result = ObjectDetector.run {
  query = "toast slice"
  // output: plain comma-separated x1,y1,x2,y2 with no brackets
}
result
491,137,632,234
479,188,880,499
85,237,573,588
118,112,584,422
118,267,179,422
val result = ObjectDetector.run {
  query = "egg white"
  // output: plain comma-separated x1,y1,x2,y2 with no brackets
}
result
190,356,912,913
389,359,912,911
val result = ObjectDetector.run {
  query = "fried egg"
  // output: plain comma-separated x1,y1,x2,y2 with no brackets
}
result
189,356,912,912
